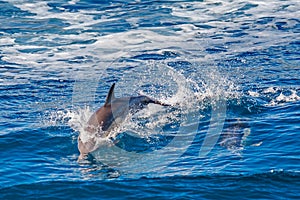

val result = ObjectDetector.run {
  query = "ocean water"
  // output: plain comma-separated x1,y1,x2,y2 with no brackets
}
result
0,0,299,199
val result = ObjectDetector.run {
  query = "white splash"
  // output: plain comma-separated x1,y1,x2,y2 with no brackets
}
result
248,91,260,97
263,87,278,94
266,89,300,107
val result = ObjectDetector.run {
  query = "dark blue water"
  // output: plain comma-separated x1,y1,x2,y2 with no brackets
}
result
1,0,299,199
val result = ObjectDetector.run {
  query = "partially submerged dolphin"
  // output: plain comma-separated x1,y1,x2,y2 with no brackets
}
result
78,83,169,159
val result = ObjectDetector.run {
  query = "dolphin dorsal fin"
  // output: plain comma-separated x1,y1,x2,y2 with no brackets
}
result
104,83,116,106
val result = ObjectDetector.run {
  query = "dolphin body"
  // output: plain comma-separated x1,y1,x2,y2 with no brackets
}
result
78,83,169,159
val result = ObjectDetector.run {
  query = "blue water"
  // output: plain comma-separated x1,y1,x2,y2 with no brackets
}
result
1,0,300,199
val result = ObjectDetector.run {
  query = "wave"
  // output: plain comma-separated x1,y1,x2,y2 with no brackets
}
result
1,170,299,199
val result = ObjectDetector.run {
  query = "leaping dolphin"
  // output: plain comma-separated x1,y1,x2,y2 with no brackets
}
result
78,83,169,160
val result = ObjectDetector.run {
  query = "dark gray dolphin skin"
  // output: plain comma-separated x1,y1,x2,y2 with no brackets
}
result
78,83,169,159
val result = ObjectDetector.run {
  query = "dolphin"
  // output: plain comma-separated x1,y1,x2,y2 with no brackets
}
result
219,119,251,154
78,83,169,160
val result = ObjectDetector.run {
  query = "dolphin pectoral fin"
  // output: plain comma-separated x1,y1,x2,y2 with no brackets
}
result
104,83,116,106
